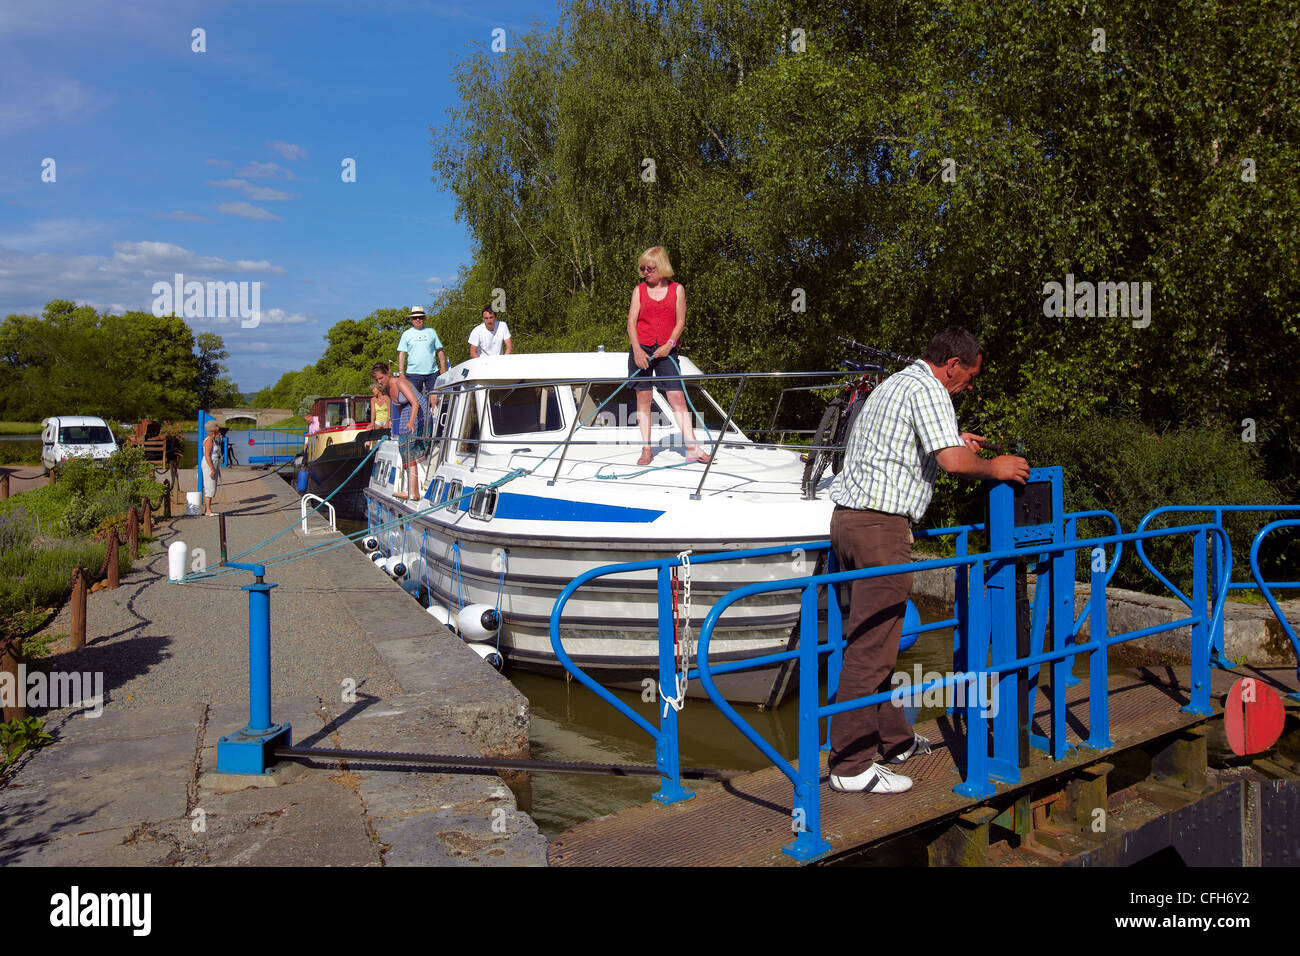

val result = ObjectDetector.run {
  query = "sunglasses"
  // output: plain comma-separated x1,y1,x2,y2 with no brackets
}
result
639,264,657,274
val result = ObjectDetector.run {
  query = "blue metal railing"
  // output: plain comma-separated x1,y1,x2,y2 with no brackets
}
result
1135,505,1300,666
241,427,307,466
691,521,1227,862
545,509,1125,826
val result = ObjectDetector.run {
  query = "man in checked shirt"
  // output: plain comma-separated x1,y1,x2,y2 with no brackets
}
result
826,326,1029,794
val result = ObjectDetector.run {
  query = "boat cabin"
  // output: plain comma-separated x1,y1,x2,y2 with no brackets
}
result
310,395,373,432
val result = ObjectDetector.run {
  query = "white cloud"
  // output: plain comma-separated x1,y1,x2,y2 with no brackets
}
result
0,240,288,317
207,179,292,201
0,74,101,135
217,202,281,222
259,308,311,325
107,241,285,275
205,158,233,167
269,141,306,161
0,217,115,251
237,161,294,180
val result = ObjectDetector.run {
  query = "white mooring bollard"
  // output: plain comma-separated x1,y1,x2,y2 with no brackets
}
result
168,540,189,581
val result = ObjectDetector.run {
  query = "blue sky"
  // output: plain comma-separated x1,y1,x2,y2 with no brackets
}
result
0,0,563,391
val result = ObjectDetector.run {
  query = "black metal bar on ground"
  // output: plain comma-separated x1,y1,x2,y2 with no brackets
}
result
273,745,731,780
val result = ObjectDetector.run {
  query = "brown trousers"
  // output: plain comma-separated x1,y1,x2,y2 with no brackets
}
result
828,507,915,775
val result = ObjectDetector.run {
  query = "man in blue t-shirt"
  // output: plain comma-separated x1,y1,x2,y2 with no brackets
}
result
397,306,447,438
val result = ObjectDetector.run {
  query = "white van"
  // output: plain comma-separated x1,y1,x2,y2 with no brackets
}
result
41,416,118,474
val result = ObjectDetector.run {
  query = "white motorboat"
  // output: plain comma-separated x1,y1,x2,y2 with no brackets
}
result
363,351,837,705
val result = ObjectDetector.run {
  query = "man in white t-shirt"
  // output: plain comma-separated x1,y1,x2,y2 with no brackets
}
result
468,307,513,358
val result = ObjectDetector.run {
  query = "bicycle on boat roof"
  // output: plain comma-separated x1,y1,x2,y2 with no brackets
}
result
800,336,913,500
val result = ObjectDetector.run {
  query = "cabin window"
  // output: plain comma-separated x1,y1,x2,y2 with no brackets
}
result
456,393,481,456
447,479,464,513
322,401,348,428
683,383,734,433
489,386,563,435
388,465,397,485
470,484,498,520
573,383,639,429
426,476,445,503
353,397,372,424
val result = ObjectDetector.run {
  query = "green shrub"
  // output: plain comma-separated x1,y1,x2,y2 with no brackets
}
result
1,717,53,774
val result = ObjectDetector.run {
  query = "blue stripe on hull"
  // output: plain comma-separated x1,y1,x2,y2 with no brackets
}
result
494,492,664,523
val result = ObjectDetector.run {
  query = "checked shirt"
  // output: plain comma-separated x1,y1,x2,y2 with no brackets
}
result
828,361,964,523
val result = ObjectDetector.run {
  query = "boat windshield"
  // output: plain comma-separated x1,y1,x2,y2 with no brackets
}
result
488,385,563,435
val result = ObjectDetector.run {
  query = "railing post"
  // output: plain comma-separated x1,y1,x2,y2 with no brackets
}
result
142,496,153,536
785,583,832,861
1086,557,1113,749
0,472,9,500
162,480,172,518
1184,528,1212,716
652,563,691,805
1208,509,1231,667
127,506,139,558
956,558,995,798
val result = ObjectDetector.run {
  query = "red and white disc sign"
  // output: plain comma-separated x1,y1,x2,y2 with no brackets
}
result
1223,677,1285,756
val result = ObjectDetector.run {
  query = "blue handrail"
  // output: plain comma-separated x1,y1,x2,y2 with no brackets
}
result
693,521,1226,862
1249,519,1300,695
1135,505,1300,665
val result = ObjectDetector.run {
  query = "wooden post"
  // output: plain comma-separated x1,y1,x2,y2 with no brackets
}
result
127,506,139,559
0,472,9,500
143,496,153,536
171,462,181,503
162,481,172,519
70,566,87,650
0,640,26,722
107,532,120,589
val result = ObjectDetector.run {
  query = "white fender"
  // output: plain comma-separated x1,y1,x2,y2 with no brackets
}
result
466,642,504,671
457,603,501,641
426,604,453,627
385,551,421,578
362,536,379,551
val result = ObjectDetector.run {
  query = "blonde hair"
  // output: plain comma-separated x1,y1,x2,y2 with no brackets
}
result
637,246,674,280
204,420,220,433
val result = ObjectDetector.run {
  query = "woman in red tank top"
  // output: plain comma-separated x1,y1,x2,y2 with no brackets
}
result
626,246,712,466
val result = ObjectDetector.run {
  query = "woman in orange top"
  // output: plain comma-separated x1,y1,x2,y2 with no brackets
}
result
626,246,711,467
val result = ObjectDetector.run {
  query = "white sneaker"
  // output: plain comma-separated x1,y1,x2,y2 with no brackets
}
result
886,733,932,765
828,762,913,794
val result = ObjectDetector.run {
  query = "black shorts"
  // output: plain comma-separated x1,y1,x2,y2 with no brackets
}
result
628,345,684,392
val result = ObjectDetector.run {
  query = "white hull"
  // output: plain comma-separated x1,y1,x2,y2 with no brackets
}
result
364,352,840,704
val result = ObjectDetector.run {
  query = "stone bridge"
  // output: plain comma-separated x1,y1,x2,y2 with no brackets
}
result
207,408,295,428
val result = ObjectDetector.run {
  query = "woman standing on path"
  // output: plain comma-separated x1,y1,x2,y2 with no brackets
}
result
201,420,222,516
626,246,712,467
